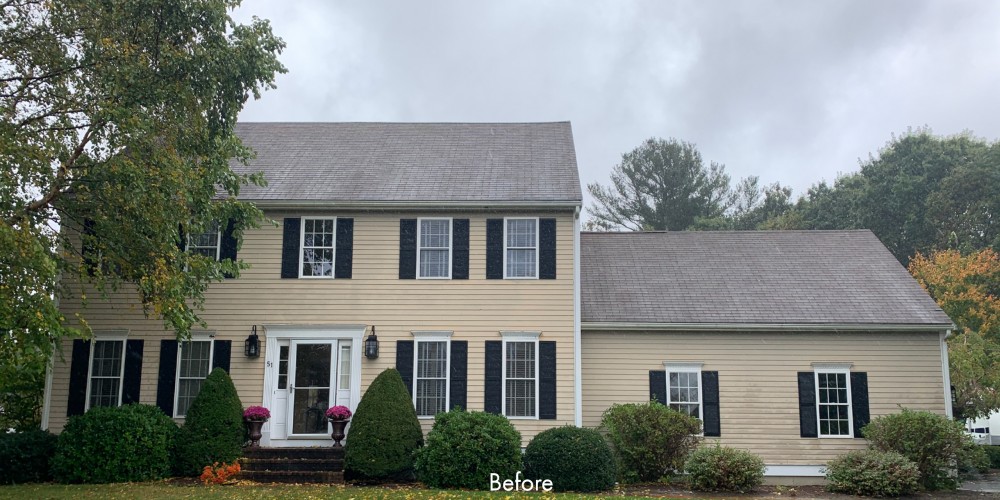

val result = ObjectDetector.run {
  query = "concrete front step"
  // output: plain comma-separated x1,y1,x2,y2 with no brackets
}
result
242,457,343,472
242,470,344,484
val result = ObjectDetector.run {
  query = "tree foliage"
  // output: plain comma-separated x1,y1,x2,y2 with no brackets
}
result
0,0,284,419
909,249,1000,418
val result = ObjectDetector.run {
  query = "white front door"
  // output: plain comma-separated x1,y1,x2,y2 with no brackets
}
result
287,340,337,437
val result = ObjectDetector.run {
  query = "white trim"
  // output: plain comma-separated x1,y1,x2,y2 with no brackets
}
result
503,217,539,279
412,333,452,419
416,217,452,279
40,342,55,430
572,205,582,427
941,330,953,418
501,334,540,419
249,200,583,210
764,465,825,477
172,334,216,418
411,330,454,339
83,332,129,411
582,321,953,332
814,366,854,438
663,362,705,370
664,363,704,421
298,216,337,279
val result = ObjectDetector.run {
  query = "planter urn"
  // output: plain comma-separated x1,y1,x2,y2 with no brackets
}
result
329,418,349,448
245,418,266,448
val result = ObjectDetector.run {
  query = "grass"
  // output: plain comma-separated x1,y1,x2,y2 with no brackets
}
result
0,482,672,499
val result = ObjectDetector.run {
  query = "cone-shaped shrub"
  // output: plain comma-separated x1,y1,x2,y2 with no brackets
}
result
523,426,615,492
174,367,244,476
344,368,423,482
415,409,522,490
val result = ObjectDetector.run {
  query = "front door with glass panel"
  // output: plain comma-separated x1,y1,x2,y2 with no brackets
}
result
285,340,353,438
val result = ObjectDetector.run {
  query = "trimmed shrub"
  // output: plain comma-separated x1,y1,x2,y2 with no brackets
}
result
0,429,57,484
825,449,920,497
174,367,244,476
51,404,177,483
523,426,615,492
985,445,1000,469
600,401,702,483
684,444,765,493
344,368,423,482
958,440,990,477
863,409,968,490
415,409,522,490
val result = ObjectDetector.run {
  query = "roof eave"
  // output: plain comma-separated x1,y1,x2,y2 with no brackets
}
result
581,321,955,332
242,199,583,210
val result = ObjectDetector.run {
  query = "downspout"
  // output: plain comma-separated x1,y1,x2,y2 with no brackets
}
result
941,329,953,419
40,270,60,431
573,206,582,426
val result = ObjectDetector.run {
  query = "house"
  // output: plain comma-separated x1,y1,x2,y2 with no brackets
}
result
40,122,953,481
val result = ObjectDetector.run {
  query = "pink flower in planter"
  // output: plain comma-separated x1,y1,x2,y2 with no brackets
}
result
326,405,352,420
243,405,271,421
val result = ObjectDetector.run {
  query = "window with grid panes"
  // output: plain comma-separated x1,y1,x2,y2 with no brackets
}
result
667,370,701,419
188,222,221,260
175,340,213,417
414,341,448,416
418,219,450,278
505,219,537,278
816,371,852,437
504,341,536,417
88,340,125,409
301,218,335,277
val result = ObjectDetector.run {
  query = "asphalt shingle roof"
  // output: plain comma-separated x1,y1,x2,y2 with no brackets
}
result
231,122,582,203
581,230,952,327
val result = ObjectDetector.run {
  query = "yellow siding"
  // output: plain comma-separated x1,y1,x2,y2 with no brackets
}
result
581,330,946,465
49,210,577,444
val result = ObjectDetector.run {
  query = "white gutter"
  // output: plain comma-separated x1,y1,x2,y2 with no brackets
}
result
248,199,583,211
941,329,953,418
582,322,954,332
572,206,582,427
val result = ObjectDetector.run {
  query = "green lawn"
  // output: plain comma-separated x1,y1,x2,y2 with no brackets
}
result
0,482,677,499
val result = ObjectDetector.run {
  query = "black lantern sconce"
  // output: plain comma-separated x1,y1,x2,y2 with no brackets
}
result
365,326,379,359
245,325,260,358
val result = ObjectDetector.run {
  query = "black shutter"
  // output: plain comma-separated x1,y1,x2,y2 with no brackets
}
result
539,341,557,419
399,219,417,279
798,372,818,438
539,218,556,279
486,219,503,279
649,370,667,405
851,372,870,438
122,340,143,405
452,219,469,280
177,223,186,252
280,218,301,279
484,340,503,413
82,218,96,276
396,341,414,395
156,340,178,417
220,219,238,278
450,341,468,411
702,371,721,437
334,218,354,279
212,340,231,373
67,339,91,416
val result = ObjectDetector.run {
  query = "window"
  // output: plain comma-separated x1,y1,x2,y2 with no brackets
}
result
815,367,853,437
339,344,352,391
417,218,451,278
300,217,336,278
188,222,221,260
505,218,538,278
502,333,539,418
413,333,450,417
665,363,703,420
175,338,214,417
277,345,289,389
86,339,126,410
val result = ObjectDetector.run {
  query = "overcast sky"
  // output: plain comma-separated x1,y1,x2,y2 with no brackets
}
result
233,0,1000,211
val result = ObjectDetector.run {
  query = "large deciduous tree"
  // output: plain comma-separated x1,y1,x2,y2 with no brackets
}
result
0,0,285,428
909,249,1000,419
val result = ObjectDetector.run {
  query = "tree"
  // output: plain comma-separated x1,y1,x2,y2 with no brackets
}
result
1,0,285,424
587,137,731,231
909,249,1000,419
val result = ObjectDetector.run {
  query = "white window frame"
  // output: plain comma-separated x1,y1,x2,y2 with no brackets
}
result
416,218,452,279
663,362,704,421
813,362,854,439
503,217,539,280
299,216,337,279
173,331,216,418
411,331,452,419
186,223,222,261
500,331,540,419
84,330,129,412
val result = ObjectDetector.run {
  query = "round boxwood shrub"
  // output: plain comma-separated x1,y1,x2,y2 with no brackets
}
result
684,444,765,493
415,409,522,490
523,426,615,492
600,401,702,483
344,368,424,482
51,404,177,483
0,429,57,484
825,449,920,497
863,409,968,490
174,367,244,476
